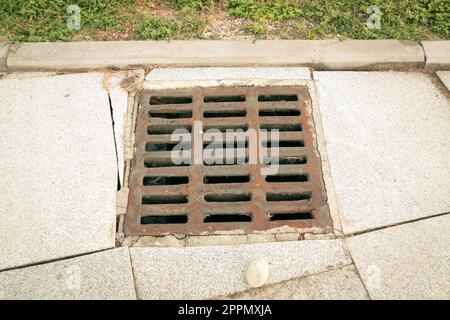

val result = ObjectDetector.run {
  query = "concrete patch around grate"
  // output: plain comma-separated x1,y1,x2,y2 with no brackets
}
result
307,81,343,235
223,265,368,300
0,248,136,300
129,239,351,299
0,72,117,270
146,67,311,82
144,67,313,92
314,71,450,234
436,71,450,92
422,41,450,70
347,214,450,300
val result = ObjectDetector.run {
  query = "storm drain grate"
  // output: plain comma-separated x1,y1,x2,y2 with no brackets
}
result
125,86,331,236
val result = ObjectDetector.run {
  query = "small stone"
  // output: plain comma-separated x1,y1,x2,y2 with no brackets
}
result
245,258,269,288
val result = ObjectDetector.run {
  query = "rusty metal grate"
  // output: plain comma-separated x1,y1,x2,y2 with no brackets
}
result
125,86,331,236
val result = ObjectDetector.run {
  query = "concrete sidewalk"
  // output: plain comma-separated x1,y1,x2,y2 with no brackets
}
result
0,68,449,300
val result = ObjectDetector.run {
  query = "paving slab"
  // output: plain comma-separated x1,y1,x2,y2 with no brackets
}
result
314,71,450,234
0,42,9,71
422,41,450,70
7,40,423,71
347,214,450,300
0,248,136,300
144,67,312,89
226,265,368,300
437,71,450,92
0,73,117,270
130,240,351,299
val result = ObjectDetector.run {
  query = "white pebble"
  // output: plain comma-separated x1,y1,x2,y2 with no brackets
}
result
245,257,269,288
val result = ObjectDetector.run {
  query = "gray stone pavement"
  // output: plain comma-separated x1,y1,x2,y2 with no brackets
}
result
0,72,117,271
130,240,351,299
0,68,449,299
347,214,450,300
0,248,136,300
314,71,450,234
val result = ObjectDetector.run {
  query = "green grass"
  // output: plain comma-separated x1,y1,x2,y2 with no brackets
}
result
227,0,450,40
0,0,135,41
0,0,448,41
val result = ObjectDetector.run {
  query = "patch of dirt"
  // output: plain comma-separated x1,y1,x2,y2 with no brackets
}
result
202,12,252,40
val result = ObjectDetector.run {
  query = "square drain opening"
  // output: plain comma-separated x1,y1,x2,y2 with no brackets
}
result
125,86,331,236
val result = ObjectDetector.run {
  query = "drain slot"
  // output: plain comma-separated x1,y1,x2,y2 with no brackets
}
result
143,176,189,185
203,175,250,184
266,192,312,201
204,95,246,103
270,211,313,221
149,111,192,119
258,94,298,102
150,96,192,105
260,123,302,132
148,124,192,135
204,110,247,118
204,214,252,223
204,193,251,202
146,141,190,152
142,195,188,204
144,158,190,168
262,140,305,148
259,109,300,117
141,215,188,224
204,141,248,148
264,156,307,165
265,174,309,183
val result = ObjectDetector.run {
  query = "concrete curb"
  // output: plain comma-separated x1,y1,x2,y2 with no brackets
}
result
0,42,10,72
422,41,450,71
3,40,427,72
